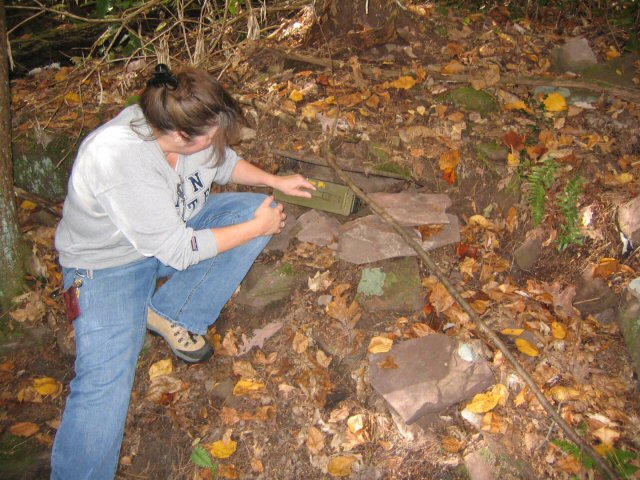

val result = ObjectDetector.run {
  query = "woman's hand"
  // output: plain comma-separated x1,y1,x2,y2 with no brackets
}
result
253,195,286,236
274,174,316,198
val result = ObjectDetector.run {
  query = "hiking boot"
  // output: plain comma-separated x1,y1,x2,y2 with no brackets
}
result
146,308,213,363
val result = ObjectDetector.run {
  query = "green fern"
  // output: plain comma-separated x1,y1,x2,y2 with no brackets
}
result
557,176,585,251
527,157,559,225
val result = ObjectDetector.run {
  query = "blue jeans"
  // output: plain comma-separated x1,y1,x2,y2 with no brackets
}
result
51,193,271,480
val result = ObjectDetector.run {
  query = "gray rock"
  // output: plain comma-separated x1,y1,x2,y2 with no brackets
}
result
367,192,451,226
464,440,538,480
551,37,598,73
235,262,302,309
265,213,298,253
476,142,508,163
446,87,498,115
358,257,424,313
573,272,618,316
464,449,497,480
338,214,460,264
513,235,543,271
618,196,640,247
296,210,341,247
369,334,494,424
616,278,640,377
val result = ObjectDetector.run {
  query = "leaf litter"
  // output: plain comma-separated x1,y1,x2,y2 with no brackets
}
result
4,1,640,479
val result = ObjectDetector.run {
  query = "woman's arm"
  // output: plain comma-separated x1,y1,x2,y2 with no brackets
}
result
230,159,315,197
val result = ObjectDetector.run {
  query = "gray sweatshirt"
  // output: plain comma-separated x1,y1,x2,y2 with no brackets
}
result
55,105,240,271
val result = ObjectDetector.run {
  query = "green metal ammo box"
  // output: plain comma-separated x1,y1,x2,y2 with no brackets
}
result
274,175,360,216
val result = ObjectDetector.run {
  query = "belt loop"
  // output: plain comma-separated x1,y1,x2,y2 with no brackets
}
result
87,269,94,279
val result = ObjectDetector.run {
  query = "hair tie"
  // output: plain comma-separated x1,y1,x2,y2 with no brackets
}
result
147,64,178,89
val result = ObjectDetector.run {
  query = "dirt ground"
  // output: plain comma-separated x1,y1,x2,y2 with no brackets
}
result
2,2,640,479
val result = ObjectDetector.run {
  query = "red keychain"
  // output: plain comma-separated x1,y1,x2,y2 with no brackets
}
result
62,280,82,321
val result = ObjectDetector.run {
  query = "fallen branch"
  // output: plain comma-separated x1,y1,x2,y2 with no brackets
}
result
323,150,621,480
272,149,411,182
431,72,640,104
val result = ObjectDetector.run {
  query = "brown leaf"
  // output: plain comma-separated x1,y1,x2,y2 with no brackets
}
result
217,463,239,479
592,258,619,279
220,407,241,425
232,360,256,379
306,426,325,454
429,282,455,314
292,331,309,353
377,355,399,369
10,422,39,437
441,60,465,75
442,436,466,453
250,458,264,473
327,456,357,477
503,131,526,151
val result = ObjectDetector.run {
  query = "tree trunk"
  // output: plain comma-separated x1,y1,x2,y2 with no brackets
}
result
0,0,25,308
311,0,402,48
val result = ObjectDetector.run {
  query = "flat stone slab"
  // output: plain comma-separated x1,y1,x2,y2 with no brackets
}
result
338,214,460,264
369,334,494,424
296,210,341,247
367,192,451,226
235,262,302,309
551,37,597,73
357,257,424,313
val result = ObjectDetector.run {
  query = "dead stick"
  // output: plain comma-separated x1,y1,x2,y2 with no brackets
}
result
272,149,411,182
324,152,620,480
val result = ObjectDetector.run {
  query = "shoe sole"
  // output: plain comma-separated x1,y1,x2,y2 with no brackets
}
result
147,328,213,364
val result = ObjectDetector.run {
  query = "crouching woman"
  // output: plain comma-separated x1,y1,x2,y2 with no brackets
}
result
51,64,313,479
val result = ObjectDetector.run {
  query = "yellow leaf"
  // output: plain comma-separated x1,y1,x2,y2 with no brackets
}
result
507,152,520,166
515,338,540,357
33,377,62,396
614,172,633,185
289,89,304,102
347,414,365,434
210,439,237,459
544,93,567,112
549,385,580,402
465,383,509,413
64,92,81,104
327,455,357,477
20,200,38,210
438,149,461,171
232,379,266,396
416,105,426,116
148,358,173,380
551,322,567,340
504,101,533,114
441,436,465,453
606,47,621,60
368,336,393,354
306,426,325,454
10,422,39,437
388,76,416,90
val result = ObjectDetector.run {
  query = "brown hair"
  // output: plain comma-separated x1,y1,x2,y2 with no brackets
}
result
137,66,247,163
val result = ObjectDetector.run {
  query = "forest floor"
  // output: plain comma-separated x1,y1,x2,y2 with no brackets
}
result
2,2,640,479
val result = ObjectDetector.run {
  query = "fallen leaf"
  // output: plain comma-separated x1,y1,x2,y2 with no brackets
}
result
316,350,332,368
465,384,509,413
238,322,283,355
64,92,81,104
481,412,507,434
551,322,567,340
210,439,237,459
292,331,309,353
544,93,567,112
368,336,393,353
20,200,38,210
33,377,62,397
377,355,399,369
306,426,325,454
220,407,241,425
439,149,461,185
441,60,466,75
515,338,540,357
592,426,620,445
218,464,239,479
507,152,520,166
548,385,580,402
592,258,619,279
250,458,264,473
10,422,39,437
442,436,466,453
232,379,266,396
429,281,455,314
347,414,365,435
503,130,526,151
387,76,416,90
504,101,534,114
289,90,304,102
327,455,357,477
232,360,256,379
149,358,173,380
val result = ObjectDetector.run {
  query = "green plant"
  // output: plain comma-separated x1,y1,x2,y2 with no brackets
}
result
191,446,218,477
557,176,585,251
526,156,559,225
552,439,640,479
